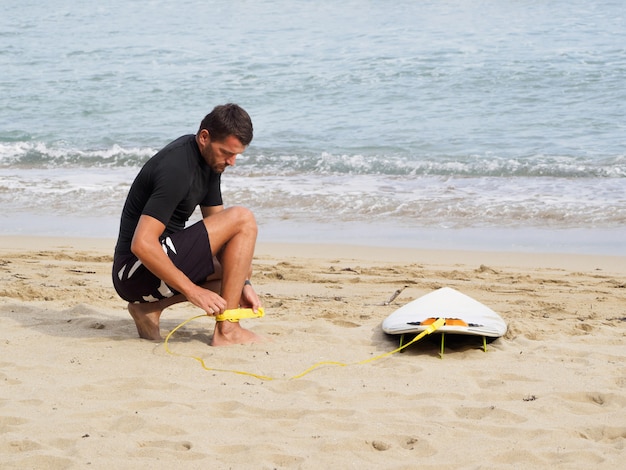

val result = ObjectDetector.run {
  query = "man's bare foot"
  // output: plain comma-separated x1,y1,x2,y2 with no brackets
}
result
128,302,162,340
211,321,267,346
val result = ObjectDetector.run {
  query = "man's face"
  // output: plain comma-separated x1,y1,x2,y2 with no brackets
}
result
198,130,246,173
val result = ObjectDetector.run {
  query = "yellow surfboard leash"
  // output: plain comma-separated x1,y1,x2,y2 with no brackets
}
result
164,309,445,381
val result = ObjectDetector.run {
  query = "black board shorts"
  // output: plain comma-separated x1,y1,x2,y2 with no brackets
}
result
112,221,214,303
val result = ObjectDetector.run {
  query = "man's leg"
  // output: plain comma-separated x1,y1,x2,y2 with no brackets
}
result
128,278,221,340
117,220,221,341
124,207,262,344
128,294,185,340
203,206,265,346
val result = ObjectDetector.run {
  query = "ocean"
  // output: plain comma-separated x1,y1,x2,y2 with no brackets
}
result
1,0,625,254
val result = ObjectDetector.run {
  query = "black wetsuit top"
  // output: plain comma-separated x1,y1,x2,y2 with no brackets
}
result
114,134,222,257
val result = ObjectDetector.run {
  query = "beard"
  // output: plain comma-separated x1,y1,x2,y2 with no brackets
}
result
212,163,228,173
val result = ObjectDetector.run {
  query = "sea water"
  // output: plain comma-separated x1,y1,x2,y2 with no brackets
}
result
1,0,625,254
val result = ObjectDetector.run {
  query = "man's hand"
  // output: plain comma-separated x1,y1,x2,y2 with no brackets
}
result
185,284,227,316
240,282,262,312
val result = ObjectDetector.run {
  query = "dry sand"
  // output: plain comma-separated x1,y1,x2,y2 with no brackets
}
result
1,236,625,469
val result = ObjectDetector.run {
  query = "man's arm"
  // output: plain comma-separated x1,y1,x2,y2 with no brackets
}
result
131,214,226,314
200,205,223,218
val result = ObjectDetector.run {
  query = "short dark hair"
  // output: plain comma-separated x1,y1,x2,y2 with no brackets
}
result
198,103,253,146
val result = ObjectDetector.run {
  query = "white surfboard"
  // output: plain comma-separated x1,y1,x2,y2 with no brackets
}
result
382,287,507,338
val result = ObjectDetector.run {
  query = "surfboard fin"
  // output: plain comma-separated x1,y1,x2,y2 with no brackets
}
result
439,330,489,358
399,317,445,352
401,318,489,357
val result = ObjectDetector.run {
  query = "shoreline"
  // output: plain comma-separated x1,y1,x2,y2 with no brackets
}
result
1,235,625,274
2,211,625,257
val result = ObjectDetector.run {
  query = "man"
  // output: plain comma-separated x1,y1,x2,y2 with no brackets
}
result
112,104,264,346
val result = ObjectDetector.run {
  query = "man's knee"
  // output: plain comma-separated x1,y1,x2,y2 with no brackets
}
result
203,206,257,247
229,206,257,229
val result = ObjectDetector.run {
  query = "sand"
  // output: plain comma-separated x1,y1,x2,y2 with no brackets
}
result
1,236,625,469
